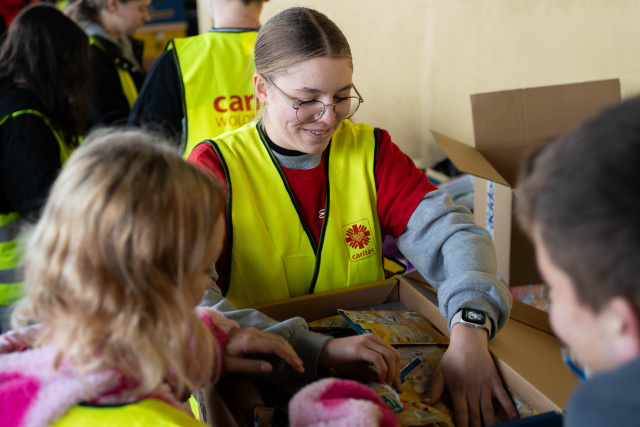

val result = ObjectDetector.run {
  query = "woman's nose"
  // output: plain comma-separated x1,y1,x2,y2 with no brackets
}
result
316,104,336,124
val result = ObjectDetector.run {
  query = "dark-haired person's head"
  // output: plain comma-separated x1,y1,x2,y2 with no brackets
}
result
517,95,640,376
0,4,90,145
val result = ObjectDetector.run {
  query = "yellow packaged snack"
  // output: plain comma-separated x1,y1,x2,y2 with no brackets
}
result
339,310,449,345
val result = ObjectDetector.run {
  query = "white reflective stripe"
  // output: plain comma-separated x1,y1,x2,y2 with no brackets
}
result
0,266,23,284
0,221,21,244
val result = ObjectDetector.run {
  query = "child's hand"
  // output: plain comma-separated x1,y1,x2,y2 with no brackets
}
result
223,327,305,375
318,334,402,391
0,324,41,354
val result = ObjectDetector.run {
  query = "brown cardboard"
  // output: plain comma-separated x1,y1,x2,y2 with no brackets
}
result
472,176,542,286
401,270,553,336
509,298,553,336
432,79,621,285
399,271,571,410
202,274,577,425
194,384,238,427
254,278,398,321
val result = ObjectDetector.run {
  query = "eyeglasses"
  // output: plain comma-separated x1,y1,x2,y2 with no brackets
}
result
264,76,363,124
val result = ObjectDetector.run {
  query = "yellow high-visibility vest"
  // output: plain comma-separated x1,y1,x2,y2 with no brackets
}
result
204,120,385,308
168,30,258,158
53,398,204,426
0,110,74,305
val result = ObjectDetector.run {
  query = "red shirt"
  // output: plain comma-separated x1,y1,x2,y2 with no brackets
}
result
189,128,436,291
0,1,36,29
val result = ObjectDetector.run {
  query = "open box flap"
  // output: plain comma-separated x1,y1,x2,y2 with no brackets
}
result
470,79,621,188
250,278,398,322
472,139,548,188
431,130,509,186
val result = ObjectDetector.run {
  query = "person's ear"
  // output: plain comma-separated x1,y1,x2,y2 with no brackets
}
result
253,73,269,106
605,297,640,364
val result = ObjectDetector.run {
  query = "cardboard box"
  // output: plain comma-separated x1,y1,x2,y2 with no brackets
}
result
432,79,621,285
198,271,578,426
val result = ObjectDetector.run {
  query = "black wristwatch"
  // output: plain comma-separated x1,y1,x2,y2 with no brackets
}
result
451,308,492,337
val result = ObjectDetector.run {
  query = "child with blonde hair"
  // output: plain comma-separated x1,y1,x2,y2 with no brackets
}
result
0,129,304,426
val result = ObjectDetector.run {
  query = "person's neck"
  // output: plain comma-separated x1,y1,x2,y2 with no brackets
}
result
261,123,305,157
211,1,263,29
97,13,121,42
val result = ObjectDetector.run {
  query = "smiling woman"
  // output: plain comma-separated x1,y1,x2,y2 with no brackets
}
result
188,7,516,426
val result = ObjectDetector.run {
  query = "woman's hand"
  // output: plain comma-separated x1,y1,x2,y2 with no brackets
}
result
424,324,518,427
318,333,402,391
223,327,305,375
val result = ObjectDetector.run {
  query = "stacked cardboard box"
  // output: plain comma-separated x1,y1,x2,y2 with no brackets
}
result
432,79,621,286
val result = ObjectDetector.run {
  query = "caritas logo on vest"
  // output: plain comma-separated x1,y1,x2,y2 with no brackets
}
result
342,219,376,262
213,95,255,127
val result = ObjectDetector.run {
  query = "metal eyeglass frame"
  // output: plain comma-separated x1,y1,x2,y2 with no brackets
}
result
263,75,364,124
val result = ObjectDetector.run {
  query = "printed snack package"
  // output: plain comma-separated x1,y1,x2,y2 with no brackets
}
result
338,309,450,345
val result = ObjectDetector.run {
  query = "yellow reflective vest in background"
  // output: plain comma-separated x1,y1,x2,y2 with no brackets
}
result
168,30,258,158
205,120,385,308
53,399,203,426
0,110,74,305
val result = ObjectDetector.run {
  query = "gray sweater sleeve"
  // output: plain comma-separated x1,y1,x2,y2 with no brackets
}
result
199,282,332,381
396,189,512,336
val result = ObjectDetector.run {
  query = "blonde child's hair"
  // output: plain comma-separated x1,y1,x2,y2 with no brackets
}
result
12,128,225,396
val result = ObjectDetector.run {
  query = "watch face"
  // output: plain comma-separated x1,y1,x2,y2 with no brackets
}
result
462,308,486,325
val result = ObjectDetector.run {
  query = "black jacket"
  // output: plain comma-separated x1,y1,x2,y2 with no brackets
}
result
0,84,62,220
127,49,182,142
89,35,146,129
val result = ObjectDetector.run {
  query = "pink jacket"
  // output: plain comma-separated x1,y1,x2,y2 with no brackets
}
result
0,307,238,427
